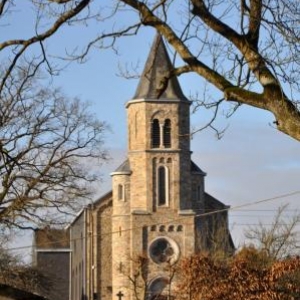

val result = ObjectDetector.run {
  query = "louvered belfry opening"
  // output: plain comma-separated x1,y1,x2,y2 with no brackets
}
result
163,119,171,148
152,119,160,148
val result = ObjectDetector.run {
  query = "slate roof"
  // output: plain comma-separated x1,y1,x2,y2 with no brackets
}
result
114,159,131,172
204,192,230,210
191,160,206,175
114,159,205,176
133,34,188,100
93,190,113,207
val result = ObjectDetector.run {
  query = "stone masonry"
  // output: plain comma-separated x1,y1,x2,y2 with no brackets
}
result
68,34,234,300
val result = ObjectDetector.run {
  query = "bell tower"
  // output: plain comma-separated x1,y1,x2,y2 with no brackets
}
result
126,34,193,213
111,34,208,300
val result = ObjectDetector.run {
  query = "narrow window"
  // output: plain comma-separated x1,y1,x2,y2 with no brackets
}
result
192,186,197,201
118,184,124,200
158,166,166,205
119,262,123,273
163,119,171,148
152,119,160,148
197,185,202,202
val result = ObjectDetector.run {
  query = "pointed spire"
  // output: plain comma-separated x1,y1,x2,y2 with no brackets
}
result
133,34,187,100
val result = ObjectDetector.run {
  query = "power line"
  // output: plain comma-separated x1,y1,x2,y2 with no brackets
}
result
5,190,300,252
229,223,300,227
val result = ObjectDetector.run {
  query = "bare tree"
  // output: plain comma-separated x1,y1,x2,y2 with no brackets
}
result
127,255,176,300
127,256,149,300
199,212,234,259
0,65,108,230
93,0,300,140
245,204,300,260
0,242,51,294
2,0,300,141
0,0,91,95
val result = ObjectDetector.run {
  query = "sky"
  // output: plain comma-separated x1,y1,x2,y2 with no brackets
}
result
4,1,300,260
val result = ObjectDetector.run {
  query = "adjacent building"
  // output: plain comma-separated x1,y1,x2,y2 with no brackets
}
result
33,227,70,300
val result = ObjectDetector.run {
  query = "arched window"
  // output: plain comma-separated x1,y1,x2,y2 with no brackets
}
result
152,119,160,148
163,119,171,148
159,225,165,232
118,184,124,201
150,225,156,232
158,166,168,206
168,225,174,232
177,225,183,232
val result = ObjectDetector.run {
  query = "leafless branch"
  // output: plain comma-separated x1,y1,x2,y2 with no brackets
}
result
0,66,108,229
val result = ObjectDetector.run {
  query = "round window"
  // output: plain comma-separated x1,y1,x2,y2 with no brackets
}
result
149,237,179,264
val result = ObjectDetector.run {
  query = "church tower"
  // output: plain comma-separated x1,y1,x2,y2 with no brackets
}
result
110,34,210,300
67,34,232,300
126,34,197,213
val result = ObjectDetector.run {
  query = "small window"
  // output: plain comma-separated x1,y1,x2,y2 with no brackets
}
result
119,262,123,272
197,185,202,202
150,225,156,232
159,225,165,232
177,225,183,232
158,166,167,206
168,225,174,232
192,186,197,201
152,119,160,148
118,184,124,200
163,119,171,148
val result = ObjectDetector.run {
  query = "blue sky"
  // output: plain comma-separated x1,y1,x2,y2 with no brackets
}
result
5,2,300,259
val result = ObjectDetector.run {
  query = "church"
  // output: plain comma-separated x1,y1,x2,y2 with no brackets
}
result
52,34,233,300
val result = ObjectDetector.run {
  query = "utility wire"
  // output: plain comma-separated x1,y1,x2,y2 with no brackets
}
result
5,190,300,252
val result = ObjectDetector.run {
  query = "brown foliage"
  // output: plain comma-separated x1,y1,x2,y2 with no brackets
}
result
177,249,300,300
